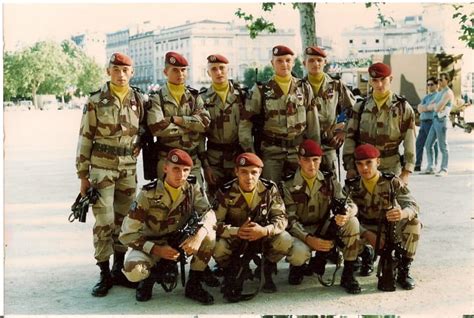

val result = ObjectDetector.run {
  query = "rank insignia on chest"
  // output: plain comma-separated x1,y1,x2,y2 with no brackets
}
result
101,98,109,105
293,185,303,191
327,89,334,98
206,98,211,104
296,93,303,101
132,105,137,111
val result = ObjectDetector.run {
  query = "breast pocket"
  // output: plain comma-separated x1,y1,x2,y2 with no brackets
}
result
96,105,116,125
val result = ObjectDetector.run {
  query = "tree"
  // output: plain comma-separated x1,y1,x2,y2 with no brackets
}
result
452,4,474,49
292,57,304,78
243,65,274,88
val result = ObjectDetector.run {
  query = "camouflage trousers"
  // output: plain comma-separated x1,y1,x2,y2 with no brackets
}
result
122,233,216,282
287,216,360,266
157,151,204,187
360,217,421,259
261,143,299,183
205,148,237,198
214,231,293,267
90,167,136,262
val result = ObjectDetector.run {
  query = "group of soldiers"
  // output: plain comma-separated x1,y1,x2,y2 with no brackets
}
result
75,45,422,305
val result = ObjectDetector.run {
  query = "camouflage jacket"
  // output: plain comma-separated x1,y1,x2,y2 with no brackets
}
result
305,73,355,151
75,82,145,178
342,93,416,172
147,84,210,153
239,76,320,152
214,178,288,239
348,173,419,231
281,169,357,242
119,179,216,254
199,81,245,166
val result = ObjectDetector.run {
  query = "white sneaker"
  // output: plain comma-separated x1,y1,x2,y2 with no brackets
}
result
436,170,448,177
421,169,435,175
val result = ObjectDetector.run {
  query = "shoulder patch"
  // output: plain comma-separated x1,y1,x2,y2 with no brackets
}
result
381,172,396,180
187,175,197,184
131,86,143,94
142,180,158,190
199,87,208,95
220,178,237,193
281,172,296,182
344,176,361,191
321,170,333,179
89,89,100,96
186,86,199,97
260,178,277,190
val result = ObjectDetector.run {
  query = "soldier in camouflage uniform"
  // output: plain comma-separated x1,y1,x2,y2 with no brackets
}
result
119,149,219,304
303,46,356,178
281,140,361,294
348,144,421,290
76,52,145,297
199,54,245,198
239,45,320,182
213,153,292,301
147,52,210,186
343,63,416,185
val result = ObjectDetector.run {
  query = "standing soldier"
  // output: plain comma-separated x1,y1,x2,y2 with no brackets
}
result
281,140,361,294
75,52,145,296
199,54,245,198
213,153,292,301
147,52,210,186
303,46,356,178
348,144,421,290
239,45,320,182
119,149,219,304
343,63,416,185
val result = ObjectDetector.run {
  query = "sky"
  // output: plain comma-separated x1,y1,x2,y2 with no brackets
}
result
2,2,431,52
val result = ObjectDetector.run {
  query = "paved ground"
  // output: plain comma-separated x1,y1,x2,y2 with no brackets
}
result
3,109,474,317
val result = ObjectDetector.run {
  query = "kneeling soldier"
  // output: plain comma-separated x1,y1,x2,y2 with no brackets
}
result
349,144,421,291
281,140,361,294
119,149,219,304
214,153,292,302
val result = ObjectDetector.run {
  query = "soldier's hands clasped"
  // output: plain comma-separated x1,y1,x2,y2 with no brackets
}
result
238,217,267,241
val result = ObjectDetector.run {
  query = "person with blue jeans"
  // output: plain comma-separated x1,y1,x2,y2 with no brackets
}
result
423,73,455,177
415,77,439,171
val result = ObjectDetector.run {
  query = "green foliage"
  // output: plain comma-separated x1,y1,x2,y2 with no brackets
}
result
293,58,304,78
243,65,275,88
236,5,277,39
452,4,474,49
3,40,105,103
365,2,394,27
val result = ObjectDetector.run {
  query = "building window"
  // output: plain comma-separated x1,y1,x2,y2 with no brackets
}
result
349,39,353,44
362,40,367,45
375,39,380,43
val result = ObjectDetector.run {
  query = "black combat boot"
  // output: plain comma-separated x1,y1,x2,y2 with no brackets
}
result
91,260,113,297
359,245,374,276
136,266,158,302
397,257,416,290
185,270,214,305
202,265,220,287
221,270,241,303
288,265,304,285
340,260,361,294
262,260,277,293
111,252,139,289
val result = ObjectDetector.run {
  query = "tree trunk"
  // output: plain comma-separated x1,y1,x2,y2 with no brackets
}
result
32,85,38,109
297,3,317,51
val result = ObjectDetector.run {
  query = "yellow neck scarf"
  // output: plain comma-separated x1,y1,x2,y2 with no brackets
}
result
212,81,229,104
239,187,256,207
167,82,185,104
373,90,392,110
109,82,129,104
274,74,292,95
362,172,380,194
308,73,325,95
164,181,182,202
300,170,316,191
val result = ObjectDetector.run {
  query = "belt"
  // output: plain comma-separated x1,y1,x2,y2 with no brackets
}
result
158,144,198,157
261,134,303,148
93,143,133,156
207,140,240,152
379,148,399,158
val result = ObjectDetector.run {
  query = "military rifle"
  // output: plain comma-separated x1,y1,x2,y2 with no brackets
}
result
141,95,158,181
69,187,100,223
310,185,352,287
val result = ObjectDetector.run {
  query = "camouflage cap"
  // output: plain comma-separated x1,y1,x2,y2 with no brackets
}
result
368,62,391,78
109,52,133,66
235,153,264,168
166,149,193,167
272,45,294,56
298,139,323,157
305,46,327,58
207,54,229,64
354,144,381,160
165,52,188,67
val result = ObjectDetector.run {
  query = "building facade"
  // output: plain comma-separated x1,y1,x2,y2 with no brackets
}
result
105,29,130,62
71,31,107,66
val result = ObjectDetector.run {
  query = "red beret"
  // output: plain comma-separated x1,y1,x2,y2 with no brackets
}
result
166,149,193,167
368,63,391,78
305,46,327,58
207,54,229,64
165,52,188,67
235,153,264,168
109,52,133,66
272,45,294,56
354,144,381,160
298,140,323,157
